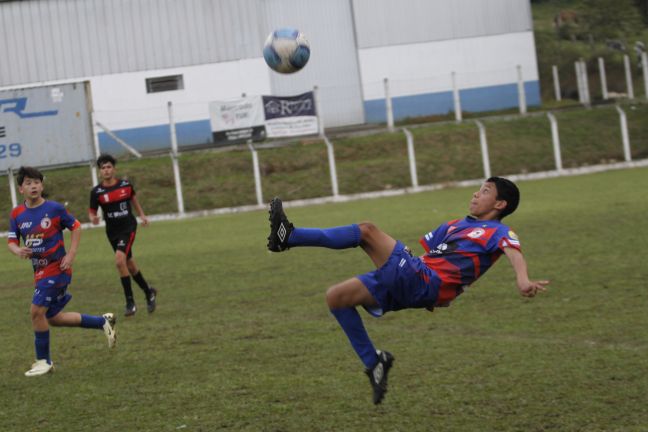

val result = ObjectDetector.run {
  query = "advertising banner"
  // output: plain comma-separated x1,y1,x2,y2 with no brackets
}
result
262,92,318,138
209,96,266,145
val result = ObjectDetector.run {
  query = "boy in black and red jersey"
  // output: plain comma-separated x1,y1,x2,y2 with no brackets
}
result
89,154,157,317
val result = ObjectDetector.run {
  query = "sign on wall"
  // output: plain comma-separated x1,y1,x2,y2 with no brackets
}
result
262,92,318,138
209,96,266,145
0,82,94,172
209,92,319,145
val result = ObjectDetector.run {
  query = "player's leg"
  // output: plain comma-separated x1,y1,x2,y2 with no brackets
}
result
115,249,136,315
25,303,54,376
268,197,397,268
326,278,394,404
126,257,157,313
48,311,117,349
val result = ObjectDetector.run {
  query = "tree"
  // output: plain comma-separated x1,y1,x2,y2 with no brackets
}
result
582,0,643,43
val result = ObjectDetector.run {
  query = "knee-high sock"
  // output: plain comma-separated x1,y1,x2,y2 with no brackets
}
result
288,224,361,249
330,307,379,369
121,276,134,304
132,271,152,297
34,330,51,364
80,314,106,329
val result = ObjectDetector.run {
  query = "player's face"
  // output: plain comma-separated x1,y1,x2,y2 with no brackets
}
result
19,177,44,200
469,182,505,219
100,162,116,180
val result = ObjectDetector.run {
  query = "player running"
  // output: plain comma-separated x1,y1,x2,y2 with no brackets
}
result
8,167,116,377
267,177,549,404
89,154,157,317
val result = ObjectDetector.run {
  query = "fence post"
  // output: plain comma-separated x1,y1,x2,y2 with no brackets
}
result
580,60,591,106
516,65,527,114
552,65,561,102
167,101,185,215
384,78,395,132
624,54,635,99
575,61,584,104
323,137,339,198
547,112,563,172
452,71,462,122
403,128,419,189
642,52,648,100
313,85,325,138
475,121,491,179
615,105,632,162
598,57,609,100
247,141,264,206
8,167,17,209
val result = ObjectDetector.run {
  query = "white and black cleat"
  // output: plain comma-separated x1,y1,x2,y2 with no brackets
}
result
267,197,293,252
365,350,394,405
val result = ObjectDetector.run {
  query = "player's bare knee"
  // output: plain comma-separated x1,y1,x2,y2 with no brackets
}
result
30,308,46,322
326,285,344,309
358,221,379,242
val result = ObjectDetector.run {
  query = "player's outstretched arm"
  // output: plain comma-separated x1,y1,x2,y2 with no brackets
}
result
131,195,149,227
503,247,549,298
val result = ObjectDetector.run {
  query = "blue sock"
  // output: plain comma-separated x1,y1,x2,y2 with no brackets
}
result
288,224,361,249
331,308,379,369
34,330,51,364
80,314,106,329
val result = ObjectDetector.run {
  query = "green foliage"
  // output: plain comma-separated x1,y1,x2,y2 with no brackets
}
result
1,168,647,430
582,0,644,42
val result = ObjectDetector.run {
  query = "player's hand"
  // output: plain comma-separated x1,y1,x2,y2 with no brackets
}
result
90,215,100,225
518,280,549,298
141,215,149,227
60,253,75,271
17,247,33,259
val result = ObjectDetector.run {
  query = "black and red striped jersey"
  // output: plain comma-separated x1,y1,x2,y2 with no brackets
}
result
89,179,137,231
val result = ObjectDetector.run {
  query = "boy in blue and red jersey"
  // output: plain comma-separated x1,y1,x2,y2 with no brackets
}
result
8,167,117,377
267,177,549,404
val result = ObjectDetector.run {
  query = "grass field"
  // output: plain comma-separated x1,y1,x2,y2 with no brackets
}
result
1,168,647,431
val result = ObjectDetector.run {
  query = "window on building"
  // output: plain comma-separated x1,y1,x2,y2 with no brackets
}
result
146,75,184,93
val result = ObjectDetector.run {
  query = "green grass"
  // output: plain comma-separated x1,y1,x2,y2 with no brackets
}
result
1,168,647,431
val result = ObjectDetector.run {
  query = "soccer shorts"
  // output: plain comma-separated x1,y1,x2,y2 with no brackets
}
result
33,273,73,318
107,228,136,259
357,241,440,317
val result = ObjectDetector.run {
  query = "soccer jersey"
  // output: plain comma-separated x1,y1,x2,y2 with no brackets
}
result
418,216,521,306
89,179,137,232
8,200,81,284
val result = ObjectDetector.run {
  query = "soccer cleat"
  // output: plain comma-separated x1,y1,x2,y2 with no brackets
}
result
124,303,137,317
365,350,395,405
102,313,117,349
267,197,293,252
25,359,54,377
147,287,157,313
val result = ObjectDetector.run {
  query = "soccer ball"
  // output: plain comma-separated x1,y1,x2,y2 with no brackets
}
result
263,28,310,74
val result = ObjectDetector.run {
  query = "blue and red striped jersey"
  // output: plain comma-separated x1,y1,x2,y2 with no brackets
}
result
8,200,81,283
419,216,521,306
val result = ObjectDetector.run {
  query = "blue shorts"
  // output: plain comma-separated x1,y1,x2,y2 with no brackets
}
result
33,273,73,319
358,241,440,317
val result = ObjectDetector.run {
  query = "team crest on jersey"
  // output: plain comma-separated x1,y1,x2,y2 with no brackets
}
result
467,228,485,239
40,217,52,229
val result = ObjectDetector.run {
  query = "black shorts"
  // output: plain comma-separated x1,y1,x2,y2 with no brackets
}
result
107,228,137,259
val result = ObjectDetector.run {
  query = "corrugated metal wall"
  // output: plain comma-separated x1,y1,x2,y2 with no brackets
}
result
351,0,532,48
0,0,266,87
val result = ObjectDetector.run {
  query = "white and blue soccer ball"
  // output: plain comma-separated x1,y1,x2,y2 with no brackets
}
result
263,28,310,74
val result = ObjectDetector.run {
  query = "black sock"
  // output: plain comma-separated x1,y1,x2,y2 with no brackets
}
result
132,271,152,297
121,276,134,304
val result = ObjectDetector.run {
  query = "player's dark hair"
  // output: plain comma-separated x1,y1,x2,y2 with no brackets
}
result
96,153,117,167
487,176,520,219
17,166,44,185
